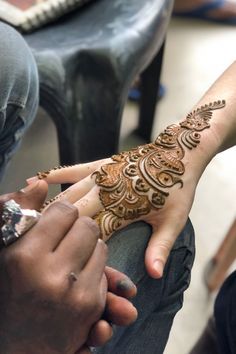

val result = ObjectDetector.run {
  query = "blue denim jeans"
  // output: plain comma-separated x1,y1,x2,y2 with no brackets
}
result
0,22,38,184
189,271,236,354
0,22,196,354
96,219,195,354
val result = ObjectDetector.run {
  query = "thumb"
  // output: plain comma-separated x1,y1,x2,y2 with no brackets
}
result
145,223,182,279
0,180,48,211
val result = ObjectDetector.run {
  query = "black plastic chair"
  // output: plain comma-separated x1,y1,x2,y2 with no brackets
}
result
24,0,174,165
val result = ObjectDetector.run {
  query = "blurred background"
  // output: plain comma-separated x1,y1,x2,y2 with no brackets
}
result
1,15,236,354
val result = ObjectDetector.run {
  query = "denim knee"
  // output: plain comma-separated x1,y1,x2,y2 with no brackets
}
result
0,23,39,178
0,22,39,125
96,219,195,354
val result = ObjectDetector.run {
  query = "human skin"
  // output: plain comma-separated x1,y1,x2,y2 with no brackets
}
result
28,61,236,280
174,0,236,20
0,182,137,353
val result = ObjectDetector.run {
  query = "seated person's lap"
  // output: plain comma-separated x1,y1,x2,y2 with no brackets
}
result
95,219,195,354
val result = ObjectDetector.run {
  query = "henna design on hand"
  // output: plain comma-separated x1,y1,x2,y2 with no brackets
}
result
37,165,73,210
37,165,73,180
94,100,226,239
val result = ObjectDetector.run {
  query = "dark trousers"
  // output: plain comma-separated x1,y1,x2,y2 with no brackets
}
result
189,270,236,354
215,270,236,354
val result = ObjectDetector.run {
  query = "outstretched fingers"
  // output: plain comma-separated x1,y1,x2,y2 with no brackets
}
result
27,159,111,185
43,175,96,210
74,186,102,218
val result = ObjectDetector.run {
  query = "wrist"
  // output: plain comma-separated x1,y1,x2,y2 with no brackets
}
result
182,121,221,182
153,100,227,188
184,98,236,177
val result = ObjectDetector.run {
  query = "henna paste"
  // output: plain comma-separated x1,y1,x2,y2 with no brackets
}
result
37,165,73,180
37,165,73,209
94,100,226,239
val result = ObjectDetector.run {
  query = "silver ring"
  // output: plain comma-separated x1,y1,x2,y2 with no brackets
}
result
1,199,41,246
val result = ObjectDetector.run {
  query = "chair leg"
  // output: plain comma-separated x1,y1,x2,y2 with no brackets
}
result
204,218,236,292
41,79,126,165
69,82,126,163
135,42,165,141
39,91,78,166
53,100,124,166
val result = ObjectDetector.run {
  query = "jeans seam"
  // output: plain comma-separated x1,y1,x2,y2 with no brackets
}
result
0,101,26,113
134,244,194,289
160,248,194,307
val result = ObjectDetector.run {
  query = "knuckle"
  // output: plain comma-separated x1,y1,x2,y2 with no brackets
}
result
1,250,67,299
78,217,100,239
92,299,104,318
3,247,34,271
49,201,78,218
76,291,92,311
39,273,65,300
75,290,102,317
156,239,172,256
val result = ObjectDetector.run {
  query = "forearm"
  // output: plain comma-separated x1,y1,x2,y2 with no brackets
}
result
191,61,236,155
26,63,236,280
170,61,236,184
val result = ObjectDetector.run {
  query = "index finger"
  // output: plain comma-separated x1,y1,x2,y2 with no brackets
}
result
27,159,110,185
21,201,78,252
55,217,101,271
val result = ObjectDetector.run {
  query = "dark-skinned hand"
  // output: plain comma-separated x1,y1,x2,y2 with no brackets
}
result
0,181,137,353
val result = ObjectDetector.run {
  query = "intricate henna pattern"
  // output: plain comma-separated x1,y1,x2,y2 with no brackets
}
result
94,100,226,239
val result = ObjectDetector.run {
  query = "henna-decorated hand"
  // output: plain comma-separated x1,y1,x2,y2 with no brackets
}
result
27,100,226,279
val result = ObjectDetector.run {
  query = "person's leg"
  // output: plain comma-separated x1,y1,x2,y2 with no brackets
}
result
95,218,195,354
214,270,236,354
0,22,39,181
189,317,220,354
174,0,236,23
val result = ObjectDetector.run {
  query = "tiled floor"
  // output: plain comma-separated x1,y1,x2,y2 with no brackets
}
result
1,15,236,354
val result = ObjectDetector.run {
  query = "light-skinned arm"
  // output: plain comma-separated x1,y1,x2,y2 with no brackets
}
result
27,61,236,279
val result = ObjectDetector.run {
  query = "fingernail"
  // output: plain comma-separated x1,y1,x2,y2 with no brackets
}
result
26,177,38,184
20,181,39,193
153,259,164,278
117,278,135,292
